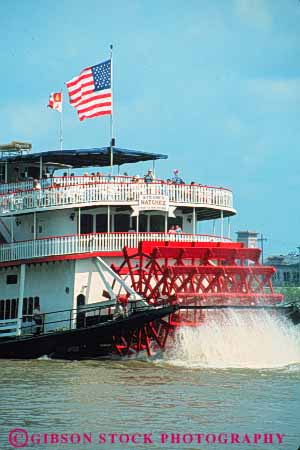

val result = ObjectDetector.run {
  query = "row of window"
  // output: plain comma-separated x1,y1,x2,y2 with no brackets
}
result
80,213,183,234
0,296,40,320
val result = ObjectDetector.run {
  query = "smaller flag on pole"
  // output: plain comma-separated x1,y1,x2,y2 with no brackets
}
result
48,92,63,112
66,60,112,121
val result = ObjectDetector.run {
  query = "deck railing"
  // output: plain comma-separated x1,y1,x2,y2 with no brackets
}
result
0,175,133,194
0,232,231,263
0,181,233,214
0,318,19,337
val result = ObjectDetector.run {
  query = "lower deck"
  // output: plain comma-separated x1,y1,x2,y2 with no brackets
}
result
0,240,282,339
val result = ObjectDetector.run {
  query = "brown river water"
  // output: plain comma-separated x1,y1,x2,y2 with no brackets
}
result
0,310,299,450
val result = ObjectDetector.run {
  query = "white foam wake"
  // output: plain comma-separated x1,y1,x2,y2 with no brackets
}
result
164,310,300,369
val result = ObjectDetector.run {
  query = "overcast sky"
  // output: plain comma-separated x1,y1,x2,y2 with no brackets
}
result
1,0,299,255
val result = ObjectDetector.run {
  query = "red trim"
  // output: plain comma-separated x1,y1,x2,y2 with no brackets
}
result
0,251,123,268
0,240,240,268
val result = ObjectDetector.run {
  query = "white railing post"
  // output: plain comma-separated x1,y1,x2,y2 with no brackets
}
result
17,264,26,336
220,210,224,239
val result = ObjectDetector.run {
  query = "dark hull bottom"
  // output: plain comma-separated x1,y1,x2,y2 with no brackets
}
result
0,306,175,360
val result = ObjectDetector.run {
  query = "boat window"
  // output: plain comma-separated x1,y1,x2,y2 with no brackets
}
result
6,274,18,284
114,214,130,232
150,215,165,232
22,297,34,316
11,299,17,319
22,298,28,315
81,214,93,234
0,165,4,183
0,298,19,320
139,215,147,232
77,294,86,307
96,214,107,232
29,297,34,315
5,299,11,319
0,300,4,320
131,215,147,232
27,167,40,179
168,217,183,229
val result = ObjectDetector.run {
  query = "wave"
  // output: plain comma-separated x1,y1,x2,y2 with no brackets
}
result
163,310,300,369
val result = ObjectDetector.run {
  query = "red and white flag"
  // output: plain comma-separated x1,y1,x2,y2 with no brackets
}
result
48,92,62,112
66,60,112,121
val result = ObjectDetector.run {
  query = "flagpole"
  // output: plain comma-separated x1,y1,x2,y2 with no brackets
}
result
60,93,63,150
109,44,114,174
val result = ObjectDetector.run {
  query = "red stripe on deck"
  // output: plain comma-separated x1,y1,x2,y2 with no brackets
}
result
0,251,124,268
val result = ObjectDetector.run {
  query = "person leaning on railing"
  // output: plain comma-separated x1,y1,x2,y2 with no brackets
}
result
175,224,182,233
113,296,129,319
132,175,144,184
172,169,185,184
33,179,41,190
144,169,154,183
33,179,42,207
168,225,176,234
33,305,44,335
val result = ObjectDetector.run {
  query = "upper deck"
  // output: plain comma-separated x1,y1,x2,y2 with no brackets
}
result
0,174,234,219
0,146,235,219
0,145,236,259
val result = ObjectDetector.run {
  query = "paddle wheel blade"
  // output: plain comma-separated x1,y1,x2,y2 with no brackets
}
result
112,241,283,328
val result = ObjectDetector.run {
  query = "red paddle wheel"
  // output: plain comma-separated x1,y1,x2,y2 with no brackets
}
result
111,241,283,343
111,319,172,358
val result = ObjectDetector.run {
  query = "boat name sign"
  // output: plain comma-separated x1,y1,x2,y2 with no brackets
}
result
139,194,169,211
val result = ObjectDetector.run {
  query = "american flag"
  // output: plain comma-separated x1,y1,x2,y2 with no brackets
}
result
66,60,112,121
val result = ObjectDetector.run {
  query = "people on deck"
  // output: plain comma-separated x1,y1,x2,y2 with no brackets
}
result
144,169,154,183
172,169,184,184
168,225,176,234
33,305,43,335
175,224,182,233
114,296,128,319
33,179,41,190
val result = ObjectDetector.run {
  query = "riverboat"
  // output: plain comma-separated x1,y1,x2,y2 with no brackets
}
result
0,141,291,358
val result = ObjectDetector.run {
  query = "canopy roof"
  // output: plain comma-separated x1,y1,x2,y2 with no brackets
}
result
1,147,168,168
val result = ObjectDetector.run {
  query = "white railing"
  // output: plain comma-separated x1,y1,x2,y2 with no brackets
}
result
0,175,133,194
0,232,231,263
0,318,19,337
0,182,233,215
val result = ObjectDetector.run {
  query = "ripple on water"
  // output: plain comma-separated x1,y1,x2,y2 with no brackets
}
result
0,312,299,450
